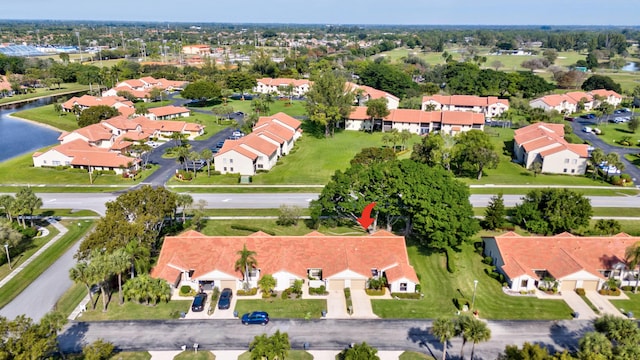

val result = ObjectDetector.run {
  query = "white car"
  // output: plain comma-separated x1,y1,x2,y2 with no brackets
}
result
614,117,630,124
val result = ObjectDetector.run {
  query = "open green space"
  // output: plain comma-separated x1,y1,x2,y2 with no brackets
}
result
625,153,640,168
0,186,130,193
399,351,435,360
0,83,89,106
200,219,364,237
12,104,80,132
0,152,157,185
224,99,307,118
371,242,573,320
0,224,59,281
0,220,94,309
234,298,326,319
604,220,640,235
76,299,191,321
474,207,640,218
469,187,638,196
110,352,152,360
609,292,640,317
593,122,640,148
54,283,87,318
238,350,311,360
174,351,215,360
200,208,310,217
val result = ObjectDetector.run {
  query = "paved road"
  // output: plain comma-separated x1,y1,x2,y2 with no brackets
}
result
570,111,640,183
58,319,594,359
24,193,640,216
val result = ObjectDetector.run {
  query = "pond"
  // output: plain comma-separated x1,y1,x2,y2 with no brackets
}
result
621,62,639,72
0,97,62,163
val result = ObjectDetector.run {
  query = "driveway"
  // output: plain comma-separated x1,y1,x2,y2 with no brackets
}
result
325,290,348,319
584,291,624,317
559,291,597,320
350,290,377,319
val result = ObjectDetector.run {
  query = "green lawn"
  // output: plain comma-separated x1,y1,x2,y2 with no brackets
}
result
76,299,191,321
199,208,311,217
0,152,157,185
609,292,640,317
469,187,639,196
606,220,640,236
200,219,364,237
54,283,87,318
238,350,311,360
371,243,573,320
0,220,94,308
0,223,59,280
174,351,215,360
399,351,435,360
110,352,152,360
594,122,640,148
234,298,326,319
12,104,80,132
224,99,308,118
0,83,89,106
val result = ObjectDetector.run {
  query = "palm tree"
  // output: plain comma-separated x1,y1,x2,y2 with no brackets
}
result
625,241,640,293
578,332,613,360
89,250,114,312
590,148,605,180
175,194,193,223
200,149,213,177
431,317,456,360
174,146,189,170
110,249,130,305
235,244,258,291
0,194,14,221
399,130,412,151
40,311,68,360
456,315,473,360
124,240,151,279
465,317,491,360
188,151,200,177
69,261,97,310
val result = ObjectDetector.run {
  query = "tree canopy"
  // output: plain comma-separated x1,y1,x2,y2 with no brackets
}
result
181,80,221,100
581,75,622,93
305,70,354,137
512,188,592,235
78,105,119,127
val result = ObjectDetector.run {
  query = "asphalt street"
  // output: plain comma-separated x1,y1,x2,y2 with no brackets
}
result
25,193,640,216
58,319,595,359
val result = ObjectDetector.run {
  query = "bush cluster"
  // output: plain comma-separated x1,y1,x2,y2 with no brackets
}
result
598,288,621,296
179,285,196,297
211,287,220,302
176,169,192,181
309,285,328,295
621,286,634,291
453,297,470,309
482,256,493,265
575,288,586,296
237,288,258,296
365,288,386,296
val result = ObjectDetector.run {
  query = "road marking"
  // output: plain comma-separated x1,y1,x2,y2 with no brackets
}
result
47,199,56,202
222,199,231,202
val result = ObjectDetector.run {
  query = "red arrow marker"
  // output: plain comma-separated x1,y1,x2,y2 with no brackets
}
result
357,202,376,229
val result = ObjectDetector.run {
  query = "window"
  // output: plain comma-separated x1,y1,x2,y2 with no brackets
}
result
230,159,233,164
223,167,227,171
564,158,570,164
400,283,407,291
223,158,227,164
521,279,528,287
257,164,263,169
43,160,47,164
52,161,60,166
371,269,379,277
572,159,577,164
309,268,322,279
230,167,234,172
571,169,575,173
563,168,568,173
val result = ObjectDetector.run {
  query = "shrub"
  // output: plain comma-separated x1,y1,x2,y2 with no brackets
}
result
598,288,621,296
610,175,622,186
575,288,586,296
445,248,457,273
281,288,293,299
482,256,494,265
621,286,633,291
176,169,192,181
415,284,421,293
453,298,470,310
291,279,303,295
179,285,193,296
309,285,328,295
365,288,386,296
211,287,220,302
237,288,258,296
391,292,422,299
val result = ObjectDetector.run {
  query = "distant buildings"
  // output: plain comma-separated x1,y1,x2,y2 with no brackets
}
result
529,89,622,114
421,95,509,119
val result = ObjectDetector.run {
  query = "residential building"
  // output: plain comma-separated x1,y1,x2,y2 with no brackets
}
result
484,232,640,292
253,78,312,97
61,95,133,113
151,230,419,293
347,82,400,110
32,139,139,174
345,107,484,135
214,112,302,175
182,44,211,56
146,105,191,120
101,76,187,101
513,122,589,175
529,89,623,114
421,95,509,119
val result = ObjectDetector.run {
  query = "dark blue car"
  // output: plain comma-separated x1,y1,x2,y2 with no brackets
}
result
241,311,269,325
217,288,233,310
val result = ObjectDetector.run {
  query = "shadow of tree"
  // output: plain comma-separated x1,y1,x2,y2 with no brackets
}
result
407,326,440,359
58,321,90,353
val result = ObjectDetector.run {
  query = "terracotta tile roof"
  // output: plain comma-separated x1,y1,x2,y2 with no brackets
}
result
534,94,576,107
254,122,293,143
215,139,259,160
240,133,279,157
151,230,418,284
521,137,561,153
348,107,483,125
564,92,593,103
422,94,509,107
491,232,640,280
0,75,11,91
256,112,302,131
118,106,135,118
441,111,485,125
358,84,399,101
48,139,138,168
514,122,587,157
74,123,113,142
348,106,369,120
61,95,133,110
257,77,312,88
119,79,145,88
148,105,190,117
590,89,622,99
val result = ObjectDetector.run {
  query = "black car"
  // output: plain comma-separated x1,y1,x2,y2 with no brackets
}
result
191,292,207,312
241,311,269,325
216,141,225,148
217,288,233,309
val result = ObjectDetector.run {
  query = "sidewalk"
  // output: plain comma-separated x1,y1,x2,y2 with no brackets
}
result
0,218,68,289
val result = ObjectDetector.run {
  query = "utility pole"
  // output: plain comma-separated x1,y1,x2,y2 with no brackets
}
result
75,31,83,62
4,244,11,270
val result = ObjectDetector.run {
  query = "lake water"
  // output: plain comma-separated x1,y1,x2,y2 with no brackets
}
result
622,62,639,72
0,97,62,163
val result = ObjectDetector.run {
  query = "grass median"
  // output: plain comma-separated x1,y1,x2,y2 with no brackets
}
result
0,220,94,309
234,298,327,319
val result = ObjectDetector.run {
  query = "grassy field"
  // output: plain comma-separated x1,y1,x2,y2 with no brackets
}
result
0,223,59,280
609,292,640,317
12,104,80,132
238,351,311,360
608,220,640,235
110,352,152,360
234,298,326,319
174,351,215,360
399,351,434,360
200,219,364,237
76,299,191,321
593,122,640,147
0,220,94,309
0,83,89,106
0,152,157,185
371,243,573,320
54,283,87,318
222,99,307,118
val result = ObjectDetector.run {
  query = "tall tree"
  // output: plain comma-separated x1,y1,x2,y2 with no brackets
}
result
176,193,194,223
78,105,119,127
110,248,130,305
453,130,499,180
200,148,213,177
365,98,390,132
577,332,612,360
625,242,640,293
590,148,605,180
69,261,97,310
465,317,492,360
124,239,151,278
305,70,355,137
249,330,290,360
483,193,505,230
235,244,258,291
431,317,456,360
180,80,221,101
512,188,592,235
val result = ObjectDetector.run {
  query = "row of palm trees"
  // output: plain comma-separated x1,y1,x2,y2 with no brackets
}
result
431,314,491,360
0,187,43,228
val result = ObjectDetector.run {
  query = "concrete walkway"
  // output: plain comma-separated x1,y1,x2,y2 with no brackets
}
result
350,290,377,319
560,291,597,320
0,218,67,289
585,291,624,317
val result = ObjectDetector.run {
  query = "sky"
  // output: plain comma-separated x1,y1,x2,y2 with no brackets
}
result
1,0,638,26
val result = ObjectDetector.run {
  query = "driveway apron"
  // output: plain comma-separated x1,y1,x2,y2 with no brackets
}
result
325,290,349,319
560,291,597,320
585,291,624,317
350,289,377,318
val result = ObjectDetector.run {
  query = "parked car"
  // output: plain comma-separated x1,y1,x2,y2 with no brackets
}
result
216,141,225,148
614,117,630,124
232,130,245,138
191,292,207,312
217,288,233,310
241,311,269,325
582,126,592,133
580,113,596,119
211,147,220,154
564,117,574,122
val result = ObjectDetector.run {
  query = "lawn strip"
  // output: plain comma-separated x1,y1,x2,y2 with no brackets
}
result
0,224,59,280
76,298,191,321
609,292,640,317
54,283,87,318
234,298,326,319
